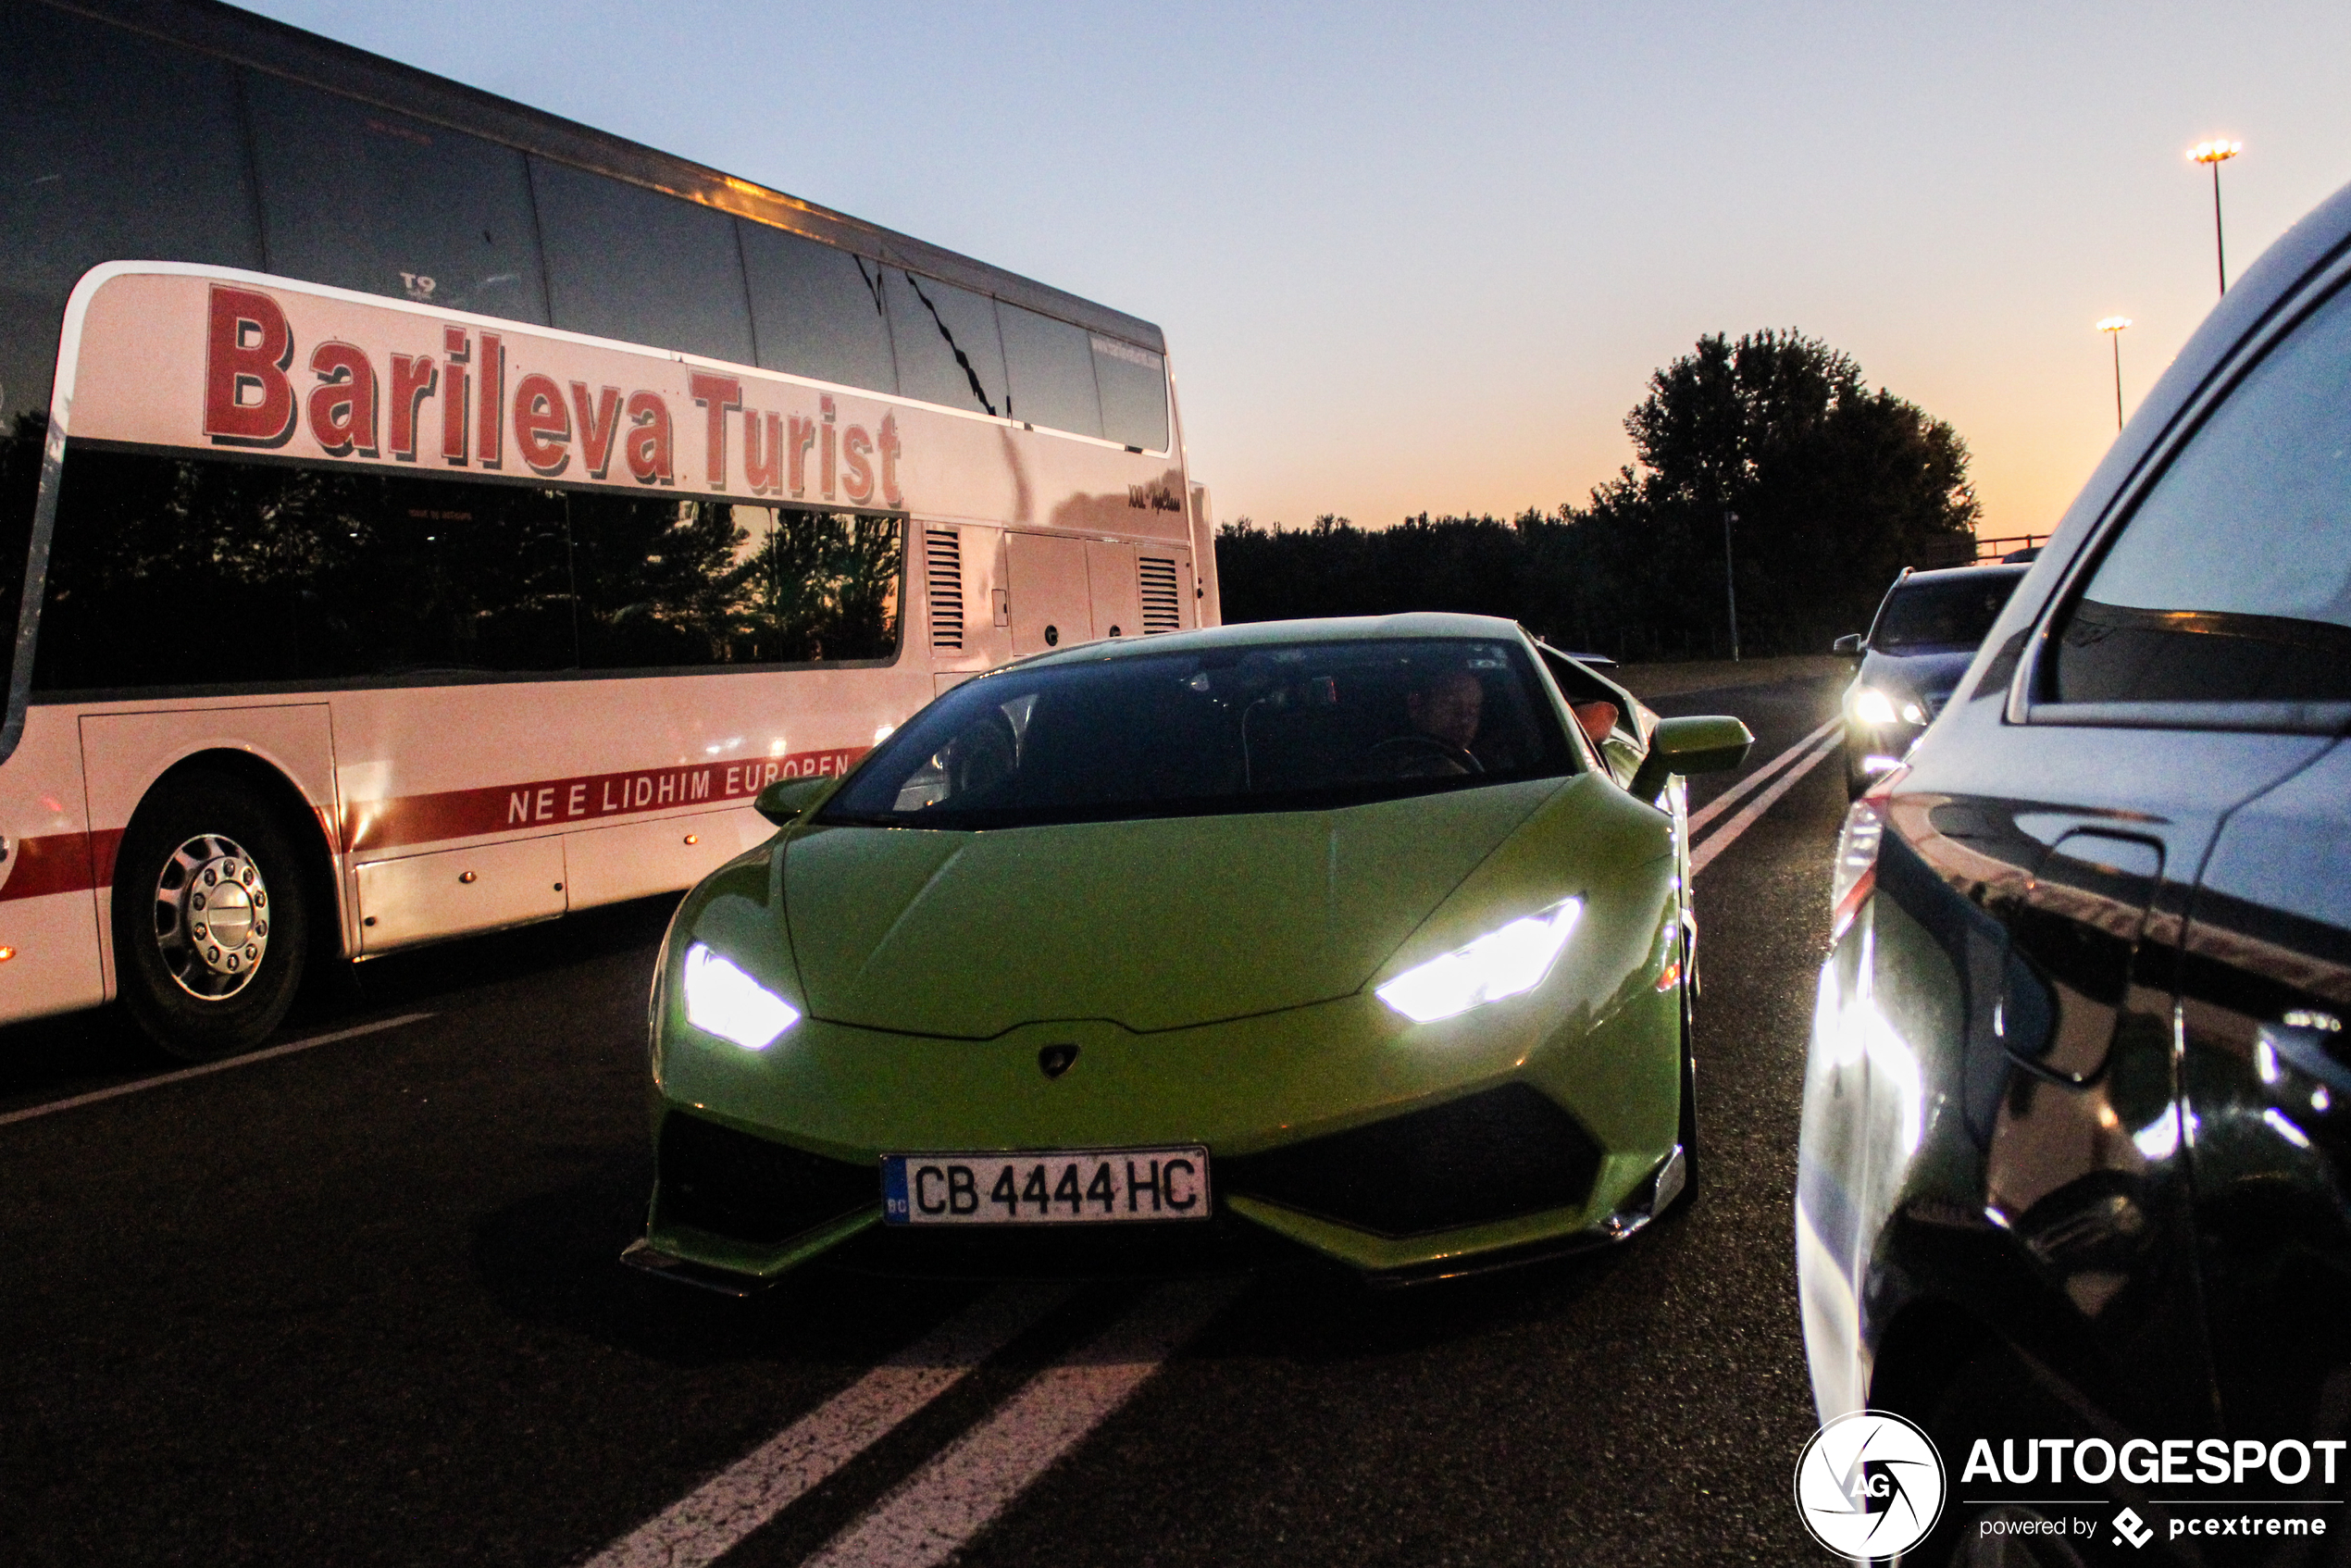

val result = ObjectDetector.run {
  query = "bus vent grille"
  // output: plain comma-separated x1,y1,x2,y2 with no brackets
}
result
1139,556,1181,633
927,528,964,650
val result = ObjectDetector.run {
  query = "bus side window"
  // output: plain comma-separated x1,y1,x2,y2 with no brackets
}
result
1091,335,1168,453
739,224,898,398
31,450,908,694
999,304,1104,440
530,157,755,367
886,270,1008,418
565,498,903,670
33,451,576,691
243,72,548,326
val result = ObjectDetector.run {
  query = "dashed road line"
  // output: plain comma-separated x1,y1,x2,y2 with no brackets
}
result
1685,716,1839,838
803,1277,1247,1568
1689,731,1844,877
0,1011,436,1128
580,1284,1072,1568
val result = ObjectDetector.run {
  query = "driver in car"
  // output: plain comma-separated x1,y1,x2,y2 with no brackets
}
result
1408,666,1484,755
1366,666,1488,778
1375,663,1623,779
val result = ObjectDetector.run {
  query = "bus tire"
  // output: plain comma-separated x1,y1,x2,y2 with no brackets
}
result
113,771,310,1062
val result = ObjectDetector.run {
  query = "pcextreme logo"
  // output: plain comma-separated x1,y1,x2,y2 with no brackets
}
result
1795,1411,1947,1560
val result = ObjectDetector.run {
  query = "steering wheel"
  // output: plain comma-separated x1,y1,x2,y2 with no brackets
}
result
946,716,1019,797
1364,734,1483,778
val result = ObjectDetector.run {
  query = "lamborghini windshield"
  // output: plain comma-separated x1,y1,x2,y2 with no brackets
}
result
820,637,1578,828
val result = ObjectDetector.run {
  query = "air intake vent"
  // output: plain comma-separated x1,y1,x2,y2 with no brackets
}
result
927,528,964,650
1219,1084,1601,1238
654,1114,877,1246
1139,556,1181,634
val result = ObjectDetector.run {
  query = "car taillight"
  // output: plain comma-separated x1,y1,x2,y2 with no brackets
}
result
1830,768,1906,941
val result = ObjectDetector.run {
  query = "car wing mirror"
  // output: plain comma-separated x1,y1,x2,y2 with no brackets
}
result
1628,715,1755,803
1832,633,1863,656
753,776,833,827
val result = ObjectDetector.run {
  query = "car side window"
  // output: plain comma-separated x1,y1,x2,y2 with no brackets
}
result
1534,643,1639,784
2051,281,2351,705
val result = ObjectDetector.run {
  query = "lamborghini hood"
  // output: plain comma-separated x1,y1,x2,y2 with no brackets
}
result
781,778,1563,1037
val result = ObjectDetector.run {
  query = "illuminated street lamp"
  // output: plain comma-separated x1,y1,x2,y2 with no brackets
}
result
2190,139,2242,296
2097,317,2132,430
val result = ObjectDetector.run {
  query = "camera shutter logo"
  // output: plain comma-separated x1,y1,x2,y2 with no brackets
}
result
1795,1411,1947,1560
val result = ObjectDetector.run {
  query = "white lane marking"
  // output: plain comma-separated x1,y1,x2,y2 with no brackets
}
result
805,1276,1247,1568
1689,733,1844,878
0,1012,436,1128
1685,716,1840,838
580,1284,1072,1568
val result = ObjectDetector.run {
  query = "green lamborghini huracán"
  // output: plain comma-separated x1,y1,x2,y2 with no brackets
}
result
627,613,1749,1288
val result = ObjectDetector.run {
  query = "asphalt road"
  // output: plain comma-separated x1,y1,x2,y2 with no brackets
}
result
0,670,1853,1568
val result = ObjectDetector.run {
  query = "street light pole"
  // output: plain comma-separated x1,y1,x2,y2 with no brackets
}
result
2190,139,2242,296
2097,317,2132,430
1723,508,1740,663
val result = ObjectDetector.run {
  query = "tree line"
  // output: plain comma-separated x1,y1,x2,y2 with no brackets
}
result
1213,330,1981,658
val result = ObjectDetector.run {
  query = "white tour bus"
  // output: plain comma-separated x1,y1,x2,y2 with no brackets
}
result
0,0,1218,1058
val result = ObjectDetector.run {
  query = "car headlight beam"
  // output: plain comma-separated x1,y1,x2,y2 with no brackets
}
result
1376,898,1583,1024
680,942,801,1050
1852,687,1924,727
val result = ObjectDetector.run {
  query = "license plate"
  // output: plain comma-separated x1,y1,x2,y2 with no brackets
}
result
880,1146,1211,1226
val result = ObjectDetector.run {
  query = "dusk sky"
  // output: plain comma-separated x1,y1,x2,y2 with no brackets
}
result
240,2,2351,542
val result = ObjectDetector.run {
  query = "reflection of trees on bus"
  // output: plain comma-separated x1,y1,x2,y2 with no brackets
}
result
571,490,902,667
568,489,747,668
30,447,902,693
741,504,902,664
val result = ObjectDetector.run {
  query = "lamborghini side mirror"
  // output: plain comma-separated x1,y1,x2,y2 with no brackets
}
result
1629,715,1755,803
754,776,833,827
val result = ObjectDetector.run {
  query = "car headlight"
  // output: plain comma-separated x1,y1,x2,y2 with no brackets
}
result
1375,898,1583,1024
680,941,801,1050
1851,687,1923,727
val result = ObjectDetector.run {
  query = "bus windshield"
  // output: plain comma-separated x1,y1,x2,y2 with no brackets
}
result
820,638,1576,829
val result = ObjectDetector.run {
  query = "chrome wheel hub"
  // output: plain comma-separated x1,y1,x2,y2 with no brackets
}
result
153,834,270,1000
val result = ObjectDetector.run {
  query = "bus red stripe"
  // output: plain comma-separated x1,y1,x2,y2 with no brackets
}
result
3,747,864,904
342,747,866,854
91,828,124,890
0,830,115,902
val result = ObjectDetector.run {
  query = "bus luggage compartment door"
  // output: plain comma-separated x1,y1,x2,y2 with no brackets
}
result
562,808,753,909
354,836,567,953
1085,540,1142,641
1005,532,1092,654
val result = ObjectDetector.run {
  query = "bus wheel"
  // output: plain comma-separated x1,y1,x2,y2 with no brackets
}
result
114,773,310,1061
